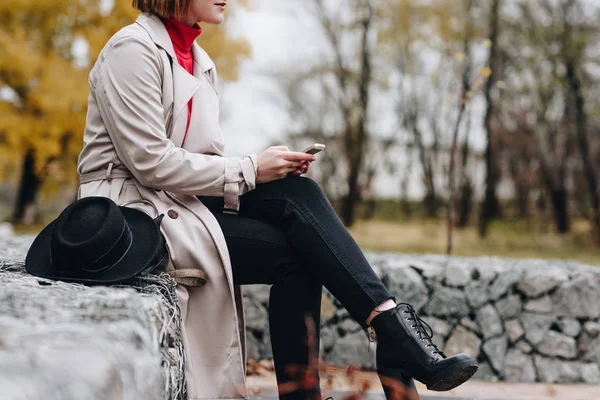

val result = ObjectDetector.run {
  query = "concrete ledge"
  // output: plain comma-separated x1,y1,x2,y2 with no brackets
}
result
0,258,185,400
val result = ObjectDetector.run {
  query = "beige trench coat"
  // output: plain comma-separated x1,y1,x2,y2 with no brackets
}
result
77,13,257,400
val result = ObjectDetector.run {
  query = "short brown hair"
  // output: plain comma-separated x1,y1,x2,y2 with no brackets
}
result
133,0,192,19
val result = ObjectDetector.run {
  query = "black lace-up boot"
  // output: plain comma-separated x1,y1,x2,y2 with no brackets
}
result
371,303,478,394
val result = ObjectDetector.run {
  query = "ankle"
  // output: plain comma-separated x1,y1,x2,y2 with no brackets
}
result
365,299,396,326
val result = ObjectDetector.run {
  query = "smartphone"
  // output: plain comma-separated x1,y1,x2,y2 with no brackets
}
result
303,143,326,155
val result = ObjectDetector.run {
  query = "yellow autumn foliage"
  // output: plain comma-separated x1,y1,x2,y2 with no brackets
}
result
0,0,251,186
378,0,488,59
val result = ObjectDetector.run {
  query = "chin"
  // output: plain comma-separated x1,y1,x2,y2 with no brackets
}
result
203,14,225,24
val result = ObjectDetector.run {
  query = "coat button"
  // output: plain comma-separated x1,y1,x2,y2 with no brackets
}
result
167,210,178,219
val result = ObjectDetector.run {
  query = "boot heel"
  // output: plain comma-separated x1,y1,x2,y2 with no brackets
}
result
377,368,420,400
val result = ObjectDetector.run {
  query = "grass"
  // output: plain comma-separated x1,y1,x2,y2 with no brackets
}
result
348,218,600,266
8,207,600,266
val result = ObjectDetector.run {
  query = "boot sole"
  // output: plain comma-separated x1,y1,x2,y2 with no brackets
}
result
425,360,478,391
378,360,478,394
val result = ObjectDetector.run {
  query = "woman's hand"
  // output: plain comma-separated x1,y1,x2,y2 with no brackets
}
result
256,146,316,184
291,160,312,176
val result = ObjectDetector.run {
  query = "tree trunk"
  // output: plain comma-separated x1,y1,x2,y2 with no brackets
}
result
457,181,474,228
510,158,530,219
340,3,373,227
12,148,42,225
515,183,530,219
549,187,570,234
457,125,473,227
399,151,413,219
478,0,502,238
340,161,361,226
565,57,600,239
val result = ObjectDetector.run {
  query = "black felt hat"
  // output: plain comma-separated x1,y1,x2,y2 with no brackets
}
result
25,196,167,284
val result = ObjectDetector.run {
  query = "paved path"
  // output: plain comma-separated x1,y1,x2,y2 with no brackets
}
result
250,394,482,400
250,394,477,400
247,371,600,400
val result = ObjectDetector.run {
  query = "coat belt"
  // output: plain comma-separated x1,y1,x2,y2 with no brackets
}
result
79,163,208,287
79,163,133,184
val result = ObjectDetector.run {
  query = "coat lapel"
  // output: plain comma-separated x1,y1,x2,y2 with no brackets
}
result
170,63,203,148
135,13,203,148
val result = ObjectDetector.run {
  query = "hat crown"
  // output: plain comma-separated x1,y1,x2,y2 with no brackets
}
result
50,197,131,276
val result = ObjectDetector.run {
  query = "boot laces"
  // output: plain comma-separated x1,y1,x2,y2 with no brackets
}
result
398,303,445,357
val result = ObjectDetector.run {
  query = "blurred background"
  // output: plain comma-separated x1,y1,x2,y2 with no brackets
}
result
1,0,600,264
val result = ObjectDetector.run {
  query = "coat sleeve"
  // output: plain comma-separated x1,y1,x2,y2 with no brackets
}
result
93,35,257,211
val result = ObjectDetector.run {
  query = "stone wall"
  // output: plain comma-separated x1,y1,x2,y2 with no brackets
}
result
2,234,600,388
243,253,600,385
0,235,185,400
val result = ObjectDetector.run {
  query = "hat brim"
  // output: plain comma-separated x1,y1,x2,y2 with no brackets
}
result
25,207,162,285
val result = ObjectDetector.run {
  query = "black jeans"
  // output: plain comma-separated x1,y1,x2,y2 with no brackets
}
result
200,176,393,400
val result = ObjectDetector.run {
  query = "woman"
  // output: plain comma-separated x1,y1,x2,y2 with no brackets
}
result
77,1,478,399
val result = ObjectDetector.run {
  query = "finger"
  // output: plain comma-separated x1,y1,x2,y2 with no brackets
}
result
292,170,302,175
281,160,298,169
284,152,317,162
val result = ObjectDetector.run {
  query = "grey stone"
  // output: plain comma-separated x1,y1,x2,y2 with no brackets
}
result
495,295,523,319
322,329,376,368
334,308,351,320
557,318,581,337
445,262,472,287
460,317,481,334
517,269,569,297
0,223,13,239
242,284,271,307
465,280,489,309
472,361,499,382
0,346,163,400
538,331,577,359
551,275,600,318
320,326,336,353
410,261,444,281
246,332,263,361
488,269,523,300
504,349,536,382
517,340,533,354
321,293,338,321
521,313,554,345
425,285,469,317
473,263,499,283
505,319,525,343
340,318,361,333
581,335,600,363
524,295,553,313
584,321,600,337
262,326,273,359
535,356,586,383
444,326,481,358
422,316,452,338
385,266,429,311
483,336,507,372
242,298,268,331
581,363,600,384
476,304,503,339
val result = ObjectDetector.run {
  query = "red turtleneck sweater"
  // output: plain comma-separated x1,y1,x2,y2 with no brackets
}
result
162,17,202,143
